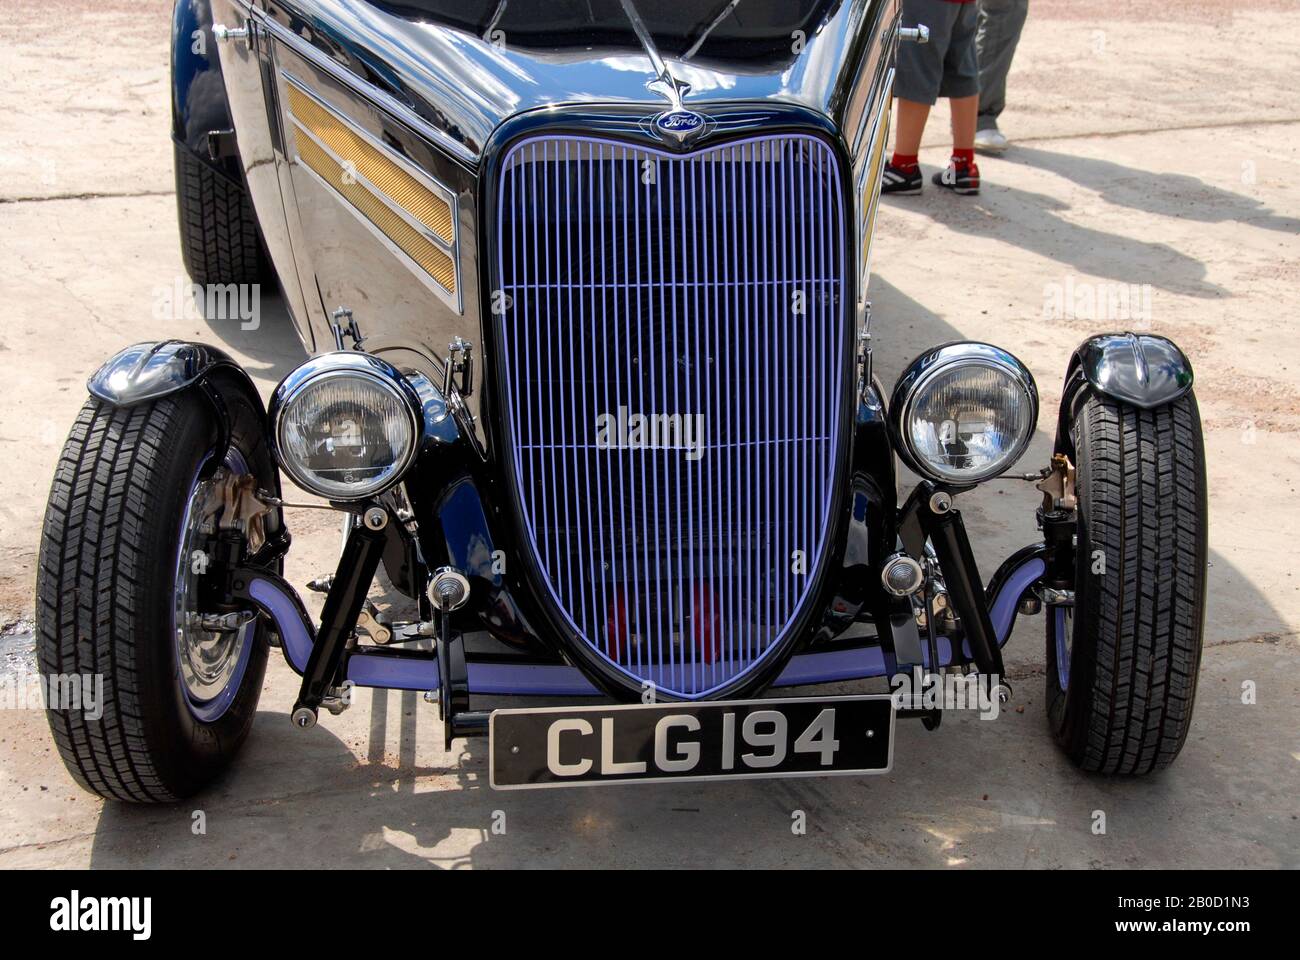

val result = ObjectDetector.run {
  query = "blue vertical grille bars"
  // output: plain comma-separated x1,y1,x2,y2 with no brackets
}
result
494,133,846,698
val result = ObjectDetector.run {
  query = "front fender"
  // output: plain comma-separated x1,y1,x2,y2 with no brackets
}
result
88,340,255,407
88,340,265,477
171,0,243,183
1056,332,1194,448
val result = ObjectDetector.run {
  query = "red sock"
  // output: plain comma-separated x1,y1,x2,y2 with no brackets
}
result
891,152,919,172
951,149,975,168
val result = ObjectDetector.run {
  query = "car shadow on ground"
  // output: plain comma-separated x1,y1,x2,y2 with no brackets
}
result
195,284,308,386
81,646,1297,869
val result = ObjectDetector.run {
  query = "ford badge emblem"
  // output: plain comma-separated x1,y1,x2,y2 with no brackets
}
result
654,109,707,143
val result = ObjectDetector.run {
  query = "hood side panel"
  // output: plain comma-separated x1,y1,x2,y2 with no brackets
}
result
261,0,891,162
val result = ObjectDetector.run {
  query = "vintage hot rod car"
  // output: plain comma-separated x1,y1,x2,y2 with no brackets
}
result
37,0,1205,799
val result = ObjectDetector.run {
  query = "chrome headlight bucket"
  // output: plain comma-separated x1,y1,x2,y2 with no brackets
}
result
889,342,1039,485
269,353,422,501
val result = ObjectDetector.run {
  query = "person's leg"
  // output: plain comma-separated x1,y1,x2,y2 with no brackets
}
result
949,94,978,152
976,0,1029,134
883,0,956,194
893,98,932,157
891,0,954,156
882,97,929,194
934,4,983,194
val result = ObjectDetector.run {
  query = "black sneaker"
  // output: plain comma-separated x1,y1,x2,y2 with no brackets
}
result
881,162,923,195
932,162,980,195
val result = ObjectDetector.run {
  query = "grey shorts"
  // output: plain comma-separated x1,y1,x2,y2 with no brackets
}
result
894,0,981,105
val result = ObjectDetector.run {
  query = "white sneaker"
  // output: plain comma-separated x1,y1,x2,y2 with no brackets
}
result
974,128,1009,154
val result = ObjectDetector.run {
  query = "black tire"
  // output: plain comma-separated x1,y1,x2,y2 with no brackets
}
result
36,387,276,801
174,142,265,286
1046,391,1207,774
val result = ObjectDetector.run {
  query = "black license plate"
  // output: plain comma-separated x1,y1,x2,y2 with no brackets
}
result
489,695,894,790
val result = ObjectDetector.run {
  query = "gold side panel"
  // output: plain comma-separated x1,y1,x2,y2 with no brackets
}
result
859,87,892,286
285,83,455,246
294,133,457,294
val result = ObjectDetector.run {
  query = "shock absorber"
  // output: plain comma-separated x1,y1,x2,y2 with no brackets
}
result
916,484,1012,703
291,507,389,729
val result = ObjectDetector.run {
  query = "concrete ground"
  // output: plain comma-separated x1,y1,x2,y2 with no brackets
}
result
0,0,1297,868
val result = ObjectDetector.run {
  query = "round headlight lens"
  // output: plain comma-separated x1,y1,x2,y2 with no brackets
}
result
275,370,417,500
896,348,1037,484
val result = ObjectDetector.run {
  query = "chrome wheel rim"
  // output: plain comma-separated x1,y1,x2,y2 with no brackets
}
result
1053,605,1073,690
173,449,256,722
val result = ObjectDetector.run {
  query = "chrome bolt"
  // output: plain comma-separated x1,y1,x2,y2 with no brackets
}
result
929,491,953,514
427,567,471,612
322,685,352,716
1018,595,1042,615
188,610,256,632
291,706,317,729
881,553,925,597
212,23,249,42
363,507,388,531
1040,586,1075,606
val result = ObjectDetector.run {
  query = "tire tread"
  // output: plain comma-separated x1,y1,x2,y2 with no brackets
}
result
174,144,263,287
38,400,187,800
1064,392,1206,774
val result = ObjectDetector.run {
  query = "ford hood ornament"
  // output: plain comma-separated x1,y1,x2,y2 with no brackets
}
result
618,0,707,144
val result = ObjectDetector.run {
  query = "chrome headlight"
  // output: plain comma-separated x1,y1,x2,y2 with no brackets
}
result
889,343,1038,485
270,353,421,500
